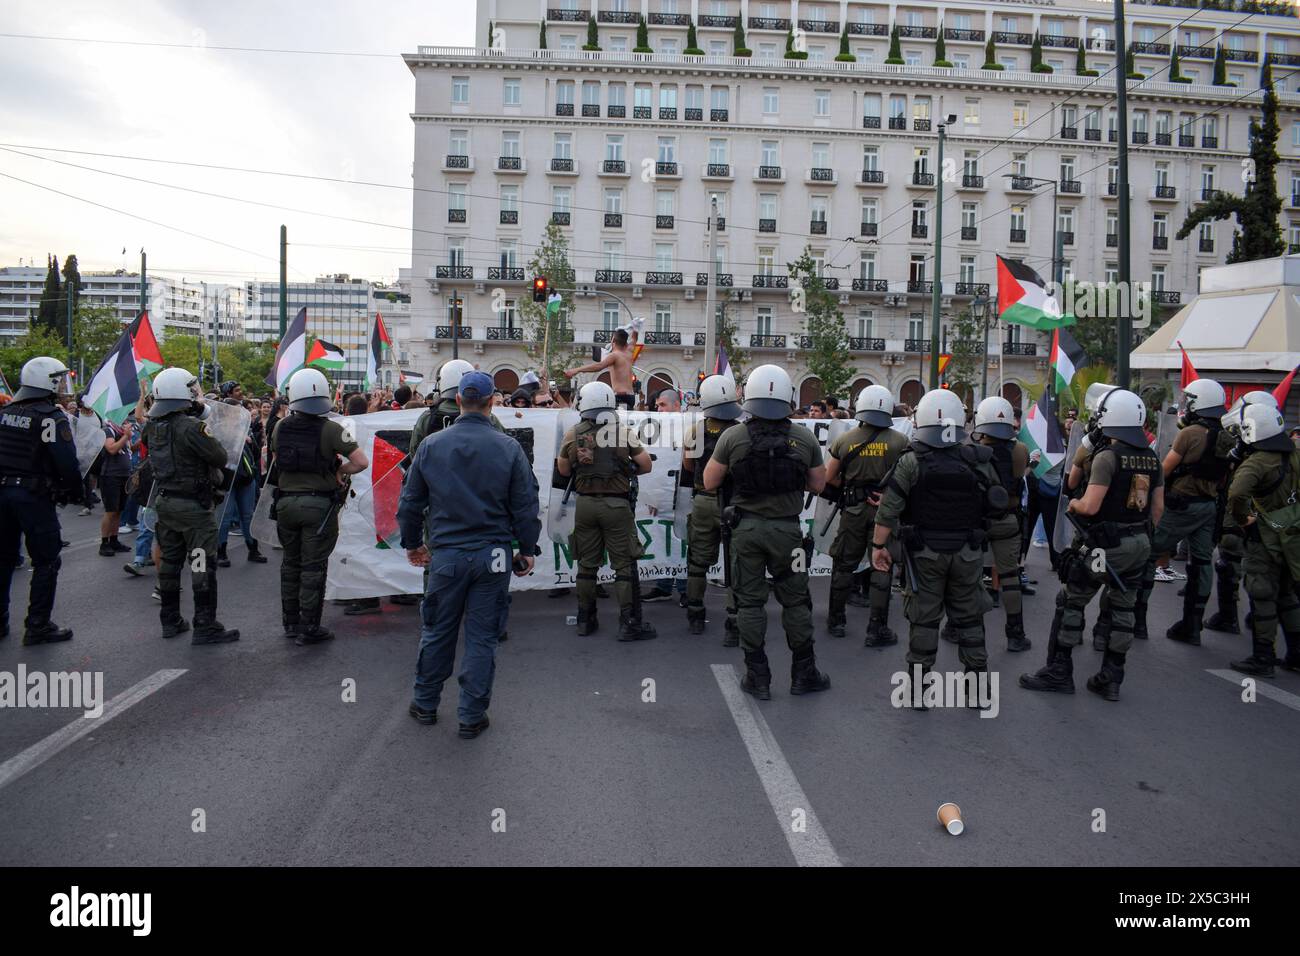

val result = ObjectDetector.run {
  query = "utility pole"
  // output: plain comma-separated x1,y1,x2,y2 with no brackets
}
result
139,249,147,316
928,119,952,389
451,288,460,360
279,225,288,339
703,194,719,376
1114,0,1132,388
65,284,74,356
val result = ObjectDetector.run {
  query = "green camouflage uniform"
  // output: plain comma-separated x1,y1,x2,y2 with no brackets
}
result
683,417,740,640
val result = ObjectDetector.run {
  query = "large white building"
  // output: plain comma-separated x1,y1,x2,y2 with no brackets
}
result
201,282,247,344
403,0,1300,407
0,266,202,342
243,274,373,390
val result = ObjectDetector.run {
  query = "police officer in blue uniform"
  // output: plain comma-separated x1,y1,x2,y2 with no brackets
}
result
0,357,83,644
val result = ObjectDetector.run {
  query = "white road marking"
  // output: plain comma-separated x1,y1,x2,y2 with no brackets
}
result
1207,668,1300,712
711,663,842,867
0,669,187,791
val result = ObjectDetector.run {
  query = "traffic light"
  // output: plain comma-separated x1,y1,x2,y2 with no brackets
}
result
532,276,549,303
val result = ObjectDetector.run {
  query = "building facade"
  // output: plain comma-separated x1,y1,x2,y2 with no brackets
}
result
201,282,247,344
0,266,202,342
243,275,373,390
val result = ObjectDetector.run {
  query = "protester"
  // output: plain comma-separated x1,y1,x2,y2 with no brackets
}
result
216,400,267,567
97,416,133,556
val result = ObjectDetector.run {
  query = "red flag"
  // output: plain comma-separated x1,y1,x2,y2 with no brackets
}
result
1273,364,1300,407
1177,340,1199,389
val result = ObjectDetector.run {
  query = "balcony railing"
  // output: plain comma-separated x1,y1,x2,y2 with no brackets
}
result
907,280,934,294
1109,129,1118,142
810,167,834,181
685,107,703,121
1003,342,1036,356
633,106,651,119
448,208,466,223
499,209,518,224
497,156,522,170
904,338,929,353
710,217,726,231
595,269,631,283
993,31,1032,45
436,265,473,279
556,103,574,116
1085,128,1101,141
649,12,690,25
582,103,600,117
899,26,938,39
659,107,677,120
757,165,782,179
1293,193,1300,207
695,273,734,287
604,213,623,227
798,19,839,33
598,10,638,23
699,14,737,28
655,161,679,176
1154,184,1177,198
1060,231,1075,245
914,118,932,131
1132,131,1149,145
1199,238,1215,253
645,271,682,285
1152,235,1169,250
1269,52,1300,67
849,23,889,36
435,325,473,339
602,159,626,173
961,174,984,188
1008,175,1036,190
608,105,626,118
1179,134,1195,147
1155,132,1172,145
747,16,791,31
955,282,990,296
1201,187,1221,201
752,274,788,288
1041,34,1078,49
751,334,787,348
1060,125,1078,139
759,218,776,232
860,221,878,237
1178,45,1215,59
945,28,985,42
888,116,907,130
1202,136,1219,149
1106,233,1118,247
487,267,525,281
862,168,885,183
711,108,730,122
1131,41,1170,55
853,278,889,292
550,157,574,172
656,215,675,229
912,171,935,186
644,331,681,345
961,226,978,240
485,326,524,341
911,224,928,239
1153,291,1181,306
550,211,570,226
810,219,827,234
823,277,840,291
547,8,587,22
850,337,887,351
706,163,731,177
863,115,882,129
1009,228,1027,242
1060,179,1082,193
445,154,469,168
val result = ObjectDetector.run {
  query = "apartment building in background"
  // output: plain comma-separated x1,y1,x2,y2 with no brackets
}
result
243,275,372,390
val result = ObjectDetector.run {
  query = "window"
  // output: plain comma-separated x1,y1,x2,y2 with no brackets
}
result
959,256,976,285
757,247,775,275
634,84,652,108
500,185,519,212
708,138,727,164
449,129,468,155
660,37,680,54
759,193,777,220
1199,222,1214,251
553,133,572,159
961,202,977,230
889,94,907,120
814,90,830,117
756,306,773,337
711,86,729,111
1059,156,1075,181
1012,101,1029,128
499,241,518,269
1085,109,1101,134
811,142,830,168
657,136,676,163
861,198,879,224
1201,164,1216,194
499,299,518,329
1010,205,1026,231
501,131,520,157
810,250,826,276
608,83,626,108
912,200,928,229
1154,162,1169,187
758,42,777,58
557,80,575,105
763,88,779,113
1202,116,1219,139
656,189,675,216
810,196,828,223
908,315,925,340
964,98,980,126
503,78,520,106
952,13,970,30
603,241,624,270
558,34,577,51
604,188,623,213
913,147,931,175
904,50,921,66
858,253,876,280
602,302,620,331
1151,265,1166,292
659,85,677,109
1003,55,1019,70
448,183,466,211
654,243,674,271
1156,112,1172,136
1058,208,1075,235
909,255,926,283
1133,110,1148,135
582,82,600,107
761,141,779,166
605,134,624,161
609,35,628,52
913,96,931,122
1061,105,1077,130
1153,213,1168,239
953,53,970,69
906,10,923,27
1105,262,1118,284
1106,210,1118,236
863,93,881,121
963,150,979,178
451,76,468,103
863,146,880,171
709,39,726,55
654,302,673,333
552,186,572,213
685,85,704,110
856,309,874,340
1012,153,1027,177
1293,122,1300,149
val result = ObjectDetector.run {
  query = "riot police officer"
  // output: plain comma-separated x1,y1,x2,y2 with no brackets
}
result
971,396,1033,653
1137,378,1230,646
871,389,1002,696
681,374,742,641
1021,387,1163,701
702,364,830,700
408,359,505,455
556,381,655,641
142,367,239,645
1223,404,1300,676
0,357,82,644
271,368,368,645
824,384,908,647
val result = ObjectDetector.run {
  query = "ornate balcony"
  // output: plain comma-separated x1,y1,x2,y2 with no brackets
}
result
863,115,881,129
435,325,473,339
699,14,737,28
961,226,978,240
499,209,518,224
705,163,731,178
1106,233,1118,247
644,271,682,285
1153,291,1181,306
602,159,626,174
582,103,600,117
1202,136,1219,149
810,219,827,234
861,168,885,184
888,116,907,130
448,208,466,223
904,339,929,353
1200,188,1221,201
1199,238,1215,253
1132,131,1149,145
1009,228,1027,243
911,224,928,239
1177,45,1215,59
1060,179,1082,194
907,281,934,294
823,278,840,291
1085,128,1101,141
547,8,587,22
850,337,887,351
1060,126,1078,139
485,326,524,341
860,221,878,237
633,106,652,119
1003,342,1036,356
607,105,626,118
849,23,889,37
798,19,839,34
695,273,734,287
685,107,703,121
487,267,525,281
750,334,787,348
1179,134,1195,147
1155,132,1172,145
649,12,690,25
759,218,776,232
747,16,791,31
810,167,835,181
1040,34,1078,49
944,28,984,42
497,156,522,171
955,282,990,297
961,174,984,188
912,172,935,186
595,269,631,283
550,157,574,172
710,108,730,122
1008,176,1036,191
551,211,570,226
598,10,637,24
655,161,679,176
752,274,788,288
1131,41,1170,55
899,26,937,39
658,107,677,120
445,154,469,168
656,215,675,229
1060,231,1075,245
436,265,473,279
604,213,623,227
644,331,681,345
1154,184,1177,199
1152,235,1169,250
757,165,782,179
914,118,932,131
556,103,574,116
993,32,1032,45
853,278,889,292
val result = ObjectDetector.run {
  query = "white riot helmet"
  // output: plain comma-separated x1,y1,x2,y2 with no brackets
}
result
15,356,70,401
1092,387,1148,446
287,367,332,415
1239,403,1294,452
854,384,894,427
699,374,741,421
1222,390,1278,435
437,359,474,400
743,364,795,420
914,388,968,448
972,396,1018,441
577,380,617,421
149,367,201,418
1180,378,1228,423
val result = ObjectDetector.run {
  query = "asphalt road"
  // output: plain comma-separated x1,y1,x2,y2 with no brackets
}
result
1,508,1297,867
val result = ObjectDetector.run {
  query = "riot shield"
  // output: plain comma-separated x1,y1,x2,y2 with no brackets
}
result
669,413,699,542
546,410,580,544
1154,406,1180,460
199,399,252,471
812,419,855,554
1052,420,1087,554
73,412,106,477
250,482,279,544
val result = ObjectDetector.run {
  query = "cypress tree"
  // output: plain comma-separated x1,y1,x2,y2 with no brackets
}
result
1212,43,1232,85
36,254,61,337
733,20,750,56
886,23,903,65
585,14,601,50
539,21,547,49
635,15,651,53
684,19,702,55
836,23,855,62
1169,44,1191,82
61,254,82,319
934,22,951,67
1125,48,1142,80
982,36,1001,70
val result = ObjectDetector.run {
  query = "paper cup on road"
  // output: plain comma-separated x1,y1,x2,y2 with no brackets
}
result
937,803,964,836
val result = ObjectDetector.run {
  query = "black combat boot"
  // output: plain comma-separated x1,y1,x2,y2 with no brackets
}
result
1230,639,1277,678
686,603,706,636
282,615,300,639
617,609,657,642
246,540,268,564
1282,624,1300,672
1167,572,1204,645
722,616,739,648
296,622,335,646
1019,609,1075,694
1165,618,1202,646
159,588,188,639
575,604,598,636
1132,593,1150,641
1005,612,1031,653
863,612,897,647
216,544,231,568
827,590,848,639
191,576,239,645
740,649,771,700
1206,559,1240,634
789,644,831,696
1086,650,1127,701
22,621,73,645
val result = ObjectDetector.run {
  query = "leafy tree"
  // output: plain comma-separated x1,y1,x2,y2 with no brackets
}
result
982,36,1002,70
933,22,951,67
635,15,651,53
520,221,583,382
885,24,904,64
35,254,62,338
1213,43,1232,85
945,306,985,395
157,335,276,397
0,326,68,389
585,15,601,51
1175,60,1284,262
684,19,702,55
70,305,125,375
733,20,750,56
789,249,855,400
835,24,855,62
712,301,749,384
61,255,83,319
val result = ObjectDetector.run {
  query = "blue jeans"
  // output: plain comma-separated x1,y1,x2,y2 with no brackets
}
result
413,544,510,724
121,494,140,526
134,507,156,566
218,481,257,548
655,575,687,596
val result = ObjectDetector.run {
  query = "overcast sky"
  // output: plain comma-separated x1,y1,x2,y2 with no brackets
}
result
0,0,475,288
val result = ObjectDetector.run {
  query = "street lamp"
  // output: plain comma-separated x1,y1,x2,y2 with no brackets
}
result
974,293,992,402
929,113,959,389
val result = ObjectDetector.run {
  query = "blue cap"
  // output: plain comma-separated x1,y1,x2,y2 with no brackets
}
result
458,370,494,400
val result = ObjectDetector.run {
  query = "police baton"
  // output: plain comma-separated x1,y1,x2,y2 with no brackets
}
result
1063,509,1128,594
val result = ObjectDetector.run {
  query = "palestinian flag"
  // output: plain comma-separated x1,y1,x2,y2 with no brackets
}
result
996,255,1074,331
365,312,392,390
265,306,307,390
1019,386,1066,479
128,311,163,383
715,344,729,377
1050,327,1090,395
399,370,424,385
306,338,346,371
84,330,142,425
546,292,563,319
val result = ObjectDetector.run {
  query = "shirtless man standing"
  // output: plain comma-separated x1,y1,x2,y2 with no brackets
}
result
564,328,639,410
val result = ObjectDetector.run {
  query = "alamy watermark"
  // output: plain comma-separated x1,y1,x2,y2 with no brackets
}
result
891,667,1000,718
0,667,103,718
